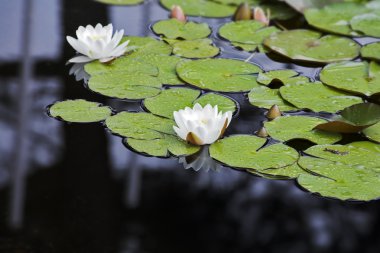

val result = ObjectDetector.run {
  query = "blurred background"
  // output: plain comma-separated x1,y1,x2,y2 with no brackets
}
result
1,0,380,252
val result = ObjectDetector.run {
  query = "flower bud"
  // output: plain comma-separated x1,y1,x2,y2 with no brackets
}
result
171,5,187,22
253,7,270,26
234,3,252,21
266,105,281,120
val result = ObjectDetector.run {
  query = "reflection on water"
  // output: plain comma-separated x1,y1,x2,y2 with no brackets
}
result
179,146,222,172
1,0,380,252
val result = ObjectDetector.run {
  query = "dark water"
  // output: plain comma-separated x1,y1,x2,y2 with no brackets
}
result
1,0,380,252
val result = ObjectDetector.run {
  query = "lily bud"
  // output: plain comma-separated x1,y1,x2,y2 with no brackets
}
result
171,5,187,22
256,127,268,138
266,105,281,120
234,3,252,21
253,7,270,26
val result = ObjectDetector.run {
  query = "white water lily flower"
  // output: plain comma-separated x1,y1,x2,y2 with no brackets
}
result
66,23,129,63
173,103,233,145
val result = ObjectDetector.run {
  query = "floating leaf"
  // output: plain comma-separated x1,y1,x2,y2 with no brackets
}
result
351,13,380,38
264,29,360,63
248,86,297,111
297,156,380,201
363,122,380,142
130,54,185,85
361,42,380,61
125,134,200,157
259,3,298,20
106,111,199,157
95,0,143,5
211,0,259,5
219,21,279,52
122,36,172,56
304,3,368,36
257,70,309,86
320,61,380,97
143,87,236,118
314,103,380,133
248,162,305,179
209,135,299,171
152,19,211,40
49,99,112,123
172,39,219,59
160,0,236,18
264,116,342,144
88,72,162,100
176,58,262,92
279,81,363,113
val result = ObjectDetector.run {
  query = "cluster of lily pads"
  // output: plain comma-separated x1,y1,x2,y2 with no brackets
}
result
48,0,380,201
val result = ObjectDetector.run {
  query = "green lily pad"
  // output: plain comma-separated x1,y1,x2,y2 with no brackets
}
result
209,135,299,171
264,29,360,63
160,0,236,18
257,70,309,86
172,39,219,59
351,13,380,38
143,87,236,119
176,58,262,92
248,86,297,111
88,72,162,100
211,0,259,5
361,42,380,61
121,36,172,56
130,54,185,85
314,103,380,133
304,3,368,36
248,163,305,180
297,156,380,201
106,111,199,157
219,21,280,52
105,111,174,139
95,0,143,5
303,141,380,173
264,116,342,144
279,81,363,113
259,3,298,20
125,134,200,157
152,19,211,40
320,61,380,97
363,122,380,142
49,99,112,123
230,42,258,52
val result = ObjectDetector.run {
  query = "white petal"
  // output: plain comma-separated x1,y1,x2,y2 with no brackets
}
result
66,36,89,55
99,57,115,63
68,55,93,63
173,126,187,140
193,103,203,111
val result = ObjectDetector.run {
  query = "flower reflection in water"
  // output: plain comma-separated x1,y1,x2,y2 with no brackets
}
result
178,146,222,172
68,62,90,83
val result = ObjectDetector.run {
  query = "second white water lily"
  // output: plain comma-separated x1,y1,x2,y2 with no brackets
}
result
173,103,233,145
66,23,129,63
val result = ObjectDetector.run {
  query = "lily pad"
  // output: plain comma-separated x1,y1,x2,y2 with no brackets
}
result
264,116,342,144
172,39,219,59
143,87,236,119
257,70,309,86
160,0,236,18
351,13,380,38
49,99,112,123
130,54,185,85
176,58,262,92
121,36,172,56
219,21,280,52
211,0,259,5
125,134,200,157
152,19,211,40
363,122,380,142
297,156,380,201
264,29,360,63
248,86,297,111
209,135,299,171
314,103,380,133
304,3,368,36
320,61,380,97
248,163,305,179
279,81,363,113
259,3,298,20
95,0,143,5
361,42,380,61
302,141,380,173
88,72,162,100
